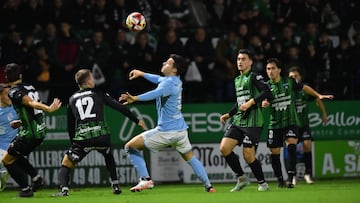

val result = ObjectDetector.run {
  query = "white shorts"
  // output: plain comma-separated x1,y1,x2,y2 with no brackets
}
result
142,128,192,154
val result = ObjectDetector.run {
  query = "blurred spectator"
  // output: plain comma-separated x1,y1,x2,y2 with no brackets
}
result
127,31,156,95
106,0,128,42
163,0,192,30
348,21,360,46
270,0,298,30
300,22,319,50
89,0,111,32
42,23,58,61
155,29,185,69
43,0,72,26
212,30,243,102
54,21,82,100
283,45,305,78
279,25,298,50
0,0,22,32
79,30,111,90
236,23,250,48
206,0,232,36
24,43,58,104
320,1,341,35
68,0,93,38
20,0,45,35
349,33,360,98
183,27,215,102
0,30,26,66
109,29,132,97
303,0,322,25
330,36,352,99
247,35,265,74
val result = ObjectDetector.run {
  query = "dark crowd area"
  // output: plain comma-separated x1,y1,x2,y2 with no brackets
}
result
0,0,359,104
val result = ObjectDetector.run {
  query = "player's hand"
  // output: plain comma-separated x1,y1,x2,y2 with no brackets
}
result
319,94,334,100
119,92,138,105
129,69,145,80
48,98,62,112
262,99,270,108
220,113,230,124
137,120,148,130
10,120,22,129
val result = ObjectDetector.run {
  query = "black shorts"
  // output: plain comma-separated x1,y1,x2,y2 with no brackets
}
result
7,136,44,156
224,125,262,148
267,125,298,148
298,125,312,141
66,135,111,163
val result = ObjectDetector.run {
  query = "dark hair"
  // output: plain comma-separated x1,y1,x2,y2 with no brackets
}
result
288,66,302,74
238,49,253,60
170,54,186,75
4,63,21,82
75,69,91,85
266,58,283,69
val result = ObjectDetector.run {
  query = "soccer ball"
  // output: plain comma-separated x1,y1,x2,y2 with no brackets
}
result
126,12,146,32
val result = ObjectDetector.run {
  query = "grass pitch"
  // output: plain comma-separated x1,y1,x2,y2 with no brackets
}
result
0,179,359,203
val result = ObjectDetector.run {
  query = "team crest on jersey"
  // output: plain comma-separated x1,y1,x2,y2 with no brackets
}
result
256,75,263,80
283,83,289,89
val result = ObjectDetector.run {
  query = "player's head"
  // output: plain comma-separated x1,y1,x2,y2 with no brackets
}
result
288,66,302,82
0,83,11,106
237,49,253,72
266,58,283,82
75,69,95,89
168,54,186,75
4,63,21,83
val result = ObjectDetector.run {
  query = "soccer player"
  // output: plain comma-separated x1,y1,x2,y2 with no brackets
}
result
52,69,146,197
0,83,19,191
120,54,216,193
1,63,62,197
219,49,273,192
263,58,333,188
288,66,328,184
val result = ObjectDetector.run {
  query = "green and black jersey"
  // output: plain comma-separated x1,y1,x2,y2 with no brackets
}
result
267,77,303,129
67,88,139,141
228,71,272,127
294,89,314,127
8,83,46,139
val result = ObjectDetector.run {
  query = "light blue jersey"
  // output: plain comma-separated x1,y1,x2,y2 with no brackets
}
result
0,105,18,150
138,73,188,131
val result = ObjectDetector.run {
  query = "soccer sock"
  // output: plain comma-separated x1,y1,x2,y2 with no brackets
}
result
286,144,297,181
103,152,118,181
249,159,265,184
125,147,150,178
59,165,71,188
4,161,28,188
270,154,283,181
304,152,312,175
16,156,37,178
187,156,211,187
224,151,244,177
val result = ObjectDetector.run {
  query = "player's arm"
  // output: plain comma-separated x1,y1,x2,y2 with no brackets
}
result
120,84,166,104
22,96,62,112
240,74,273,111
129,69,162,84
302,85,334,100
315,97,328,124
220,102,237,124
104,92,147,130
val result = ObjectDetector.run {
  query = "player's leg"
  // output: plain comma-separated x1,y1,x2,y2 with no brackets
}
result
0,149,10,192
125,130,154,192
284,126,298,188
243,128,269,191
99,146,121,194
51,143,84,197
220,125,248,192
174,130,215,192
267,129,285,187
302,126,314,184
303,139,314,184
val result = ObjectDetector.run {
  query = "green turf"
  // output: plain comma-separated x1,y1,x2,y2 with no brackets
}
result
1,179,359,203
